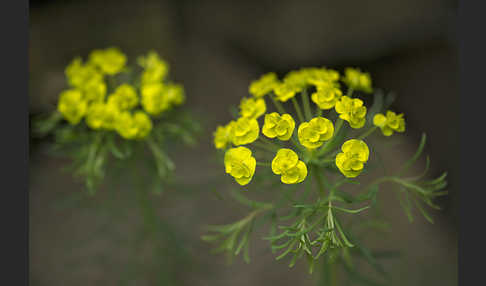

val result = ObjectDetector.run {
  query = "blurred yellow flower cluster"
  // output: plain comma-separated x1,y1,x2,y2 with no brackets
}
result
214,65,405,185
57,48,185,140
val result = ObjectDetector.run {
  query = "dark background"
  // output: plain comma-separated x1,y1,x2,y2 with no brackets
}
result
29,0,458,285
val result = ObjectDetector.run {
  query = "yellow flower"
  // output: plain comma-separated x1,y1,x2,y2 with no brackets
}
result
165,83,186,106
335,96,367,129
239,97,266,119
57,89,88,125
298,117,334,149
132,111,153,139
283,69,310,89
271,148,307,184
213,121,235,150
107,84,139,110
342,67,373,93
232,117,260,146
89,47,127,75
114,111,152,140
65,57,104,89
373,111,405,136
138,51,169,85
115,111,139,139
82,78,107,103
262,112,295,141
140,83,171,115
85,102,121,130
273,82,302,102
249,72,279,98
224,146,256,186
311,81,343,110
335,139,370,178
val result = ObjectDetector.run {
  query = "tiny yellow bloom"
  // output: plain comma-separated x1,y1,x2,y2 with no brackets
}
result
335,139,370,178
138,51,169,85
373,111,405,136
298,117,334,149
115,111,139,139
248,72,279,98
271,148,307,184
89,47,127,75
231,117,260,146
165,83,185,106
140,83,171,116
82,78,107,103
342,67,373,94
273,82,302,102
262,112,295,141
132,111,153,139
305,67,340,86
65,57,103,89
213,121,235,150
311,81,343,110
335,96,367,129
224,146,256,186
107,84,138,110
85,102,121,130
239,97,266,119
57,89,88,125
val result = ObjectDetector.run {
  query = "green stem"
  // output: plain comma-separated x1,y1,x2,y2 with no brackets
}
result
357,126,378,140
346,87,354,98
253,141,278,153
312,165,330,198
316,119,344,157
256,161,271,167
291,97,305,123
316,108,323,117
259,137,282,150
270,94,287,114
301,88,313,120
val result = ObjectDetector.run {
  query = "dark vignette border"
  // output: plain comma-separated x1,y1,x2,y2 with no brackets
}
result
0,0,29,285
459,0,485,285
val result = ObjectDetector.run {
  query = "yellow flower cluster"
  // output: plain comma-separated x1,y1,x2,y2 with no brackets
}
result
271,149,307,184
342,68,373,94
335,139,370,178
373,111,406,136
215,66,403,184
335,96,367,128
57,48,185,140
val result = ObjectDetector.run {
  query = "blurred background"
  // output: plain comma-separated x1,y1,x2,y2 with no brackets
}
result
29,0,458,285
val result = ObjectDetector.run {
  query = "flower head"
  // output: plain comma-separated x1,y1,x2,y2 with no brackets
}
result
57,89,88,125
231,117,260,146
342,68,373,94
298,117,334,149
65,57,103,89
335,96,367,129
240,97,266,119
140,83,171,116
213,121,235,150
273,82,302,102
249,72,279,98
138,51,169,85
262,112,295,141
373,111,405,136
107,84,138,110
271,148,307,184
311,81,343,110
306,68,340,86
224,147,256,186
89,47,127,75
165,83,186,106
335,139,370,178
115,111,153,140
85,102,121,130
